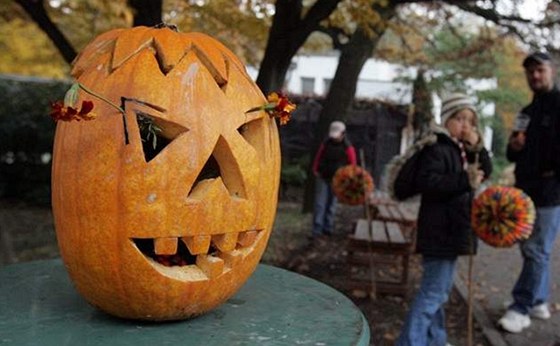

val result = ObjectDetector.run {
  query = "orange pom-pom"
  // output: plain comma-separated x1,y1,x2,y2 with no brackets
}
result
471,186,535,248
332,165,374,206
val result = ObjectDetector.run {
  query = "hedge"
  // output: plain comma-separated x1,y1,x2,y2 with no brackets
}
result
0,75,70,206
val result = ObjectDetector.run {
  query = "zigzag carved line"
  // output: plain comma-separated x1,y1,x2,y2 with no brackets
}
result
111,39,230,93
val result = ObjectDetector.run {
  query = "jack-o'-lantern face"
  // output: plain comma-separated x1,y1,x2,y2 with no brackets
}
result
51,26,280,321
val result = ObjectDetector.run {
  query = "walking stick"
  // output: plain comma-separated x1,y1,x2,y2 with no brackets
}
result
359,149,377,299
467,151,480,346
467,253,474,346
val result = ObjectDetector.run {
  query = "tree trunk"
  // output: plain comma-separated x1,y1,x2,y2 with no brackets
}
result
301,29,378,213
256,0,342,94
16,0,164,66
15,0,77,64
412,69,434,138
128,0,163,27
256,9,305,95
256,0,308,94
301,7,396,213
318,29,379,139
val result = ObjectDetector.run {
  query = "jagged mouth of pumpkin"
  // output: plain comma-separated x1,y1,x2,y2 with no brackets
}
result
131,230,262,281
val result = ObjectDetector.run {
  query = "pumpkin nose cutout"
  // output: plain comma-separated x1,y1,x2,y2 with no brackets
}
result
193,154,220,185
189,136,247,199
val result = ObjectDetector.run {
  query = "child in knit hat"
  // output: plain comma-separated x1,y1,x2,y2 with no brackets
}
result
396,93,492,346
440,93,481,150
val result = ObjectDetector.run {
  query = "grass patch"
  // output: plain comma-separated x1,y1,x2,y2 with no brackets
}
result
261,201,311,266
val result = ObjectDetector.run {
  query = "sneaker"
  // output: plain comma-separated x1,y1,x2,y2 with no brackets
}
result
497,310,531,333
530,303,551,320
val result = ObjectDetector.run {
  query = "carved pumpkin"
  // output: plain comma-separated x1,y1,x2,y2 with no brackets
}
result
51,26,281,320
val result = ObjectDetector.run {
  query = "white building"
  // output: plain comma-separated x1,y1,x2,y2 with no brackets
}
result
248,54,496,151
248,54,416,104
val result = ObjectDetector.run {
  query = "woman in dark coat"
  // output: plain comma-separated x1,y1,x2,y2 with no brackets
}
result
397,93,492,346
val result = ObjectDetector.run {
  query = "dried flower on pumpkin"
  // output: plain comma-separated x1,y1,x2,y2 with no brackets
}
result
49,83,167,148
246,92,296,125
50,83,98,122
50,100,97,122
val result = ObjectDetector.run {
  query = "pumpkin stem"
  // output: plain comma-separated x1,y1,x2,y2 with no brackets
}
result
154,22,178,32
74,83,130,144
77,83,125,116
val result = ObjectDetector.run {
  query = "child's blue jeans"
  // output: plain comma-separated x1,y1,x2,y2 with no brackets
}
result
396,255,457,346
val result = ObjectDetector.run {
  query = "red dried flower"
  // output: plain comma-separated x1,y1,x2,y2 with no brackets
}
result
246,92,296,125
50,100,97,122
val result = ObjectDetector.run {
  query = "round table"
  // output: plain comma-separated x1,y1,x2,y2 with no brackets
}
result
0,259,369,345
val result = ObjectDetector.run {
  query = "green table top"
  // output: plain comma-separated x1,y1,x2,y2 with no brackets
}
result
0,259,369,345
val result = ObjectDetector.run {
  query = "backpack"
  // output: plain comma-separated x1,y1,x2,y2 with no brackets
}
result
384,133,437,201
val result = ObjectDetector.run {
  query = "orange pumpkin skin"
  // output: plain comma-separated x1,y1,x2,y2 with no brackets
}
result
51,26,280,320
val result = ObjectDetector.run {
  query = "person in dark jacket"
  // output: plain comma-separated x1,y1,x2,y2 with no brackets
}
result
311,121,357,237
497,52,560,333
397,93,492,346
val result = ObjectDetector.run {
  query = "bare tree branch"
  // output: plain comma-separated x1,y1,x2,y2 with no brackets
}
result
256,0,343,93
15,0,77,64
316,25,349,50
301,0,342,28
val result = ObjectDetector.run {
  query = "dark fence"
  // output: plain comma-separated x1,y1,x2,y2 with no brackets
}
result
279,97,408,183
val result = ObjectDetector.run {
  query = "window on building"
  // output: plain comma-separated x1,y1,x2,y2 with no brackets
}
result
301,77,315,95
323,78,332,95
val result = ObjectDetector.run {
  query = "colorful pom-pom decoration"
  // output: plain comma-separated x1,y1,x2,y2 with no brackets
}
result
332,165,374,206
471,186,535,248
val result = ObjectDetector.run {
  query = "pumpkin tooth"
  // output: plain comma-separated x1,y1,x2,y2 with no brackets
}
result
181,235,211,255
154,237,178,255
237,230,259,247
212,233,238,252
218,249,243,268
196,254,224,278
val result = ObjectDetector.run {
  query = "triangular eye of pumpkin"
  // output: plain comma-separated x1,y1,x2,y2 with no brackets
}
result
135,112,188,162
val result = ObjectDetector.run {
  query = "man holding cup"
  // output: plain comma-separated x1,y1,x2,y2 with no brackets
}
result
498,52,560,333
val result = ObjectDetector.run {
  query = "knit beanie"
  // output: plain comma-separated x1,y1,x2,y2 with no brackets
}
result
440,93,478,126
